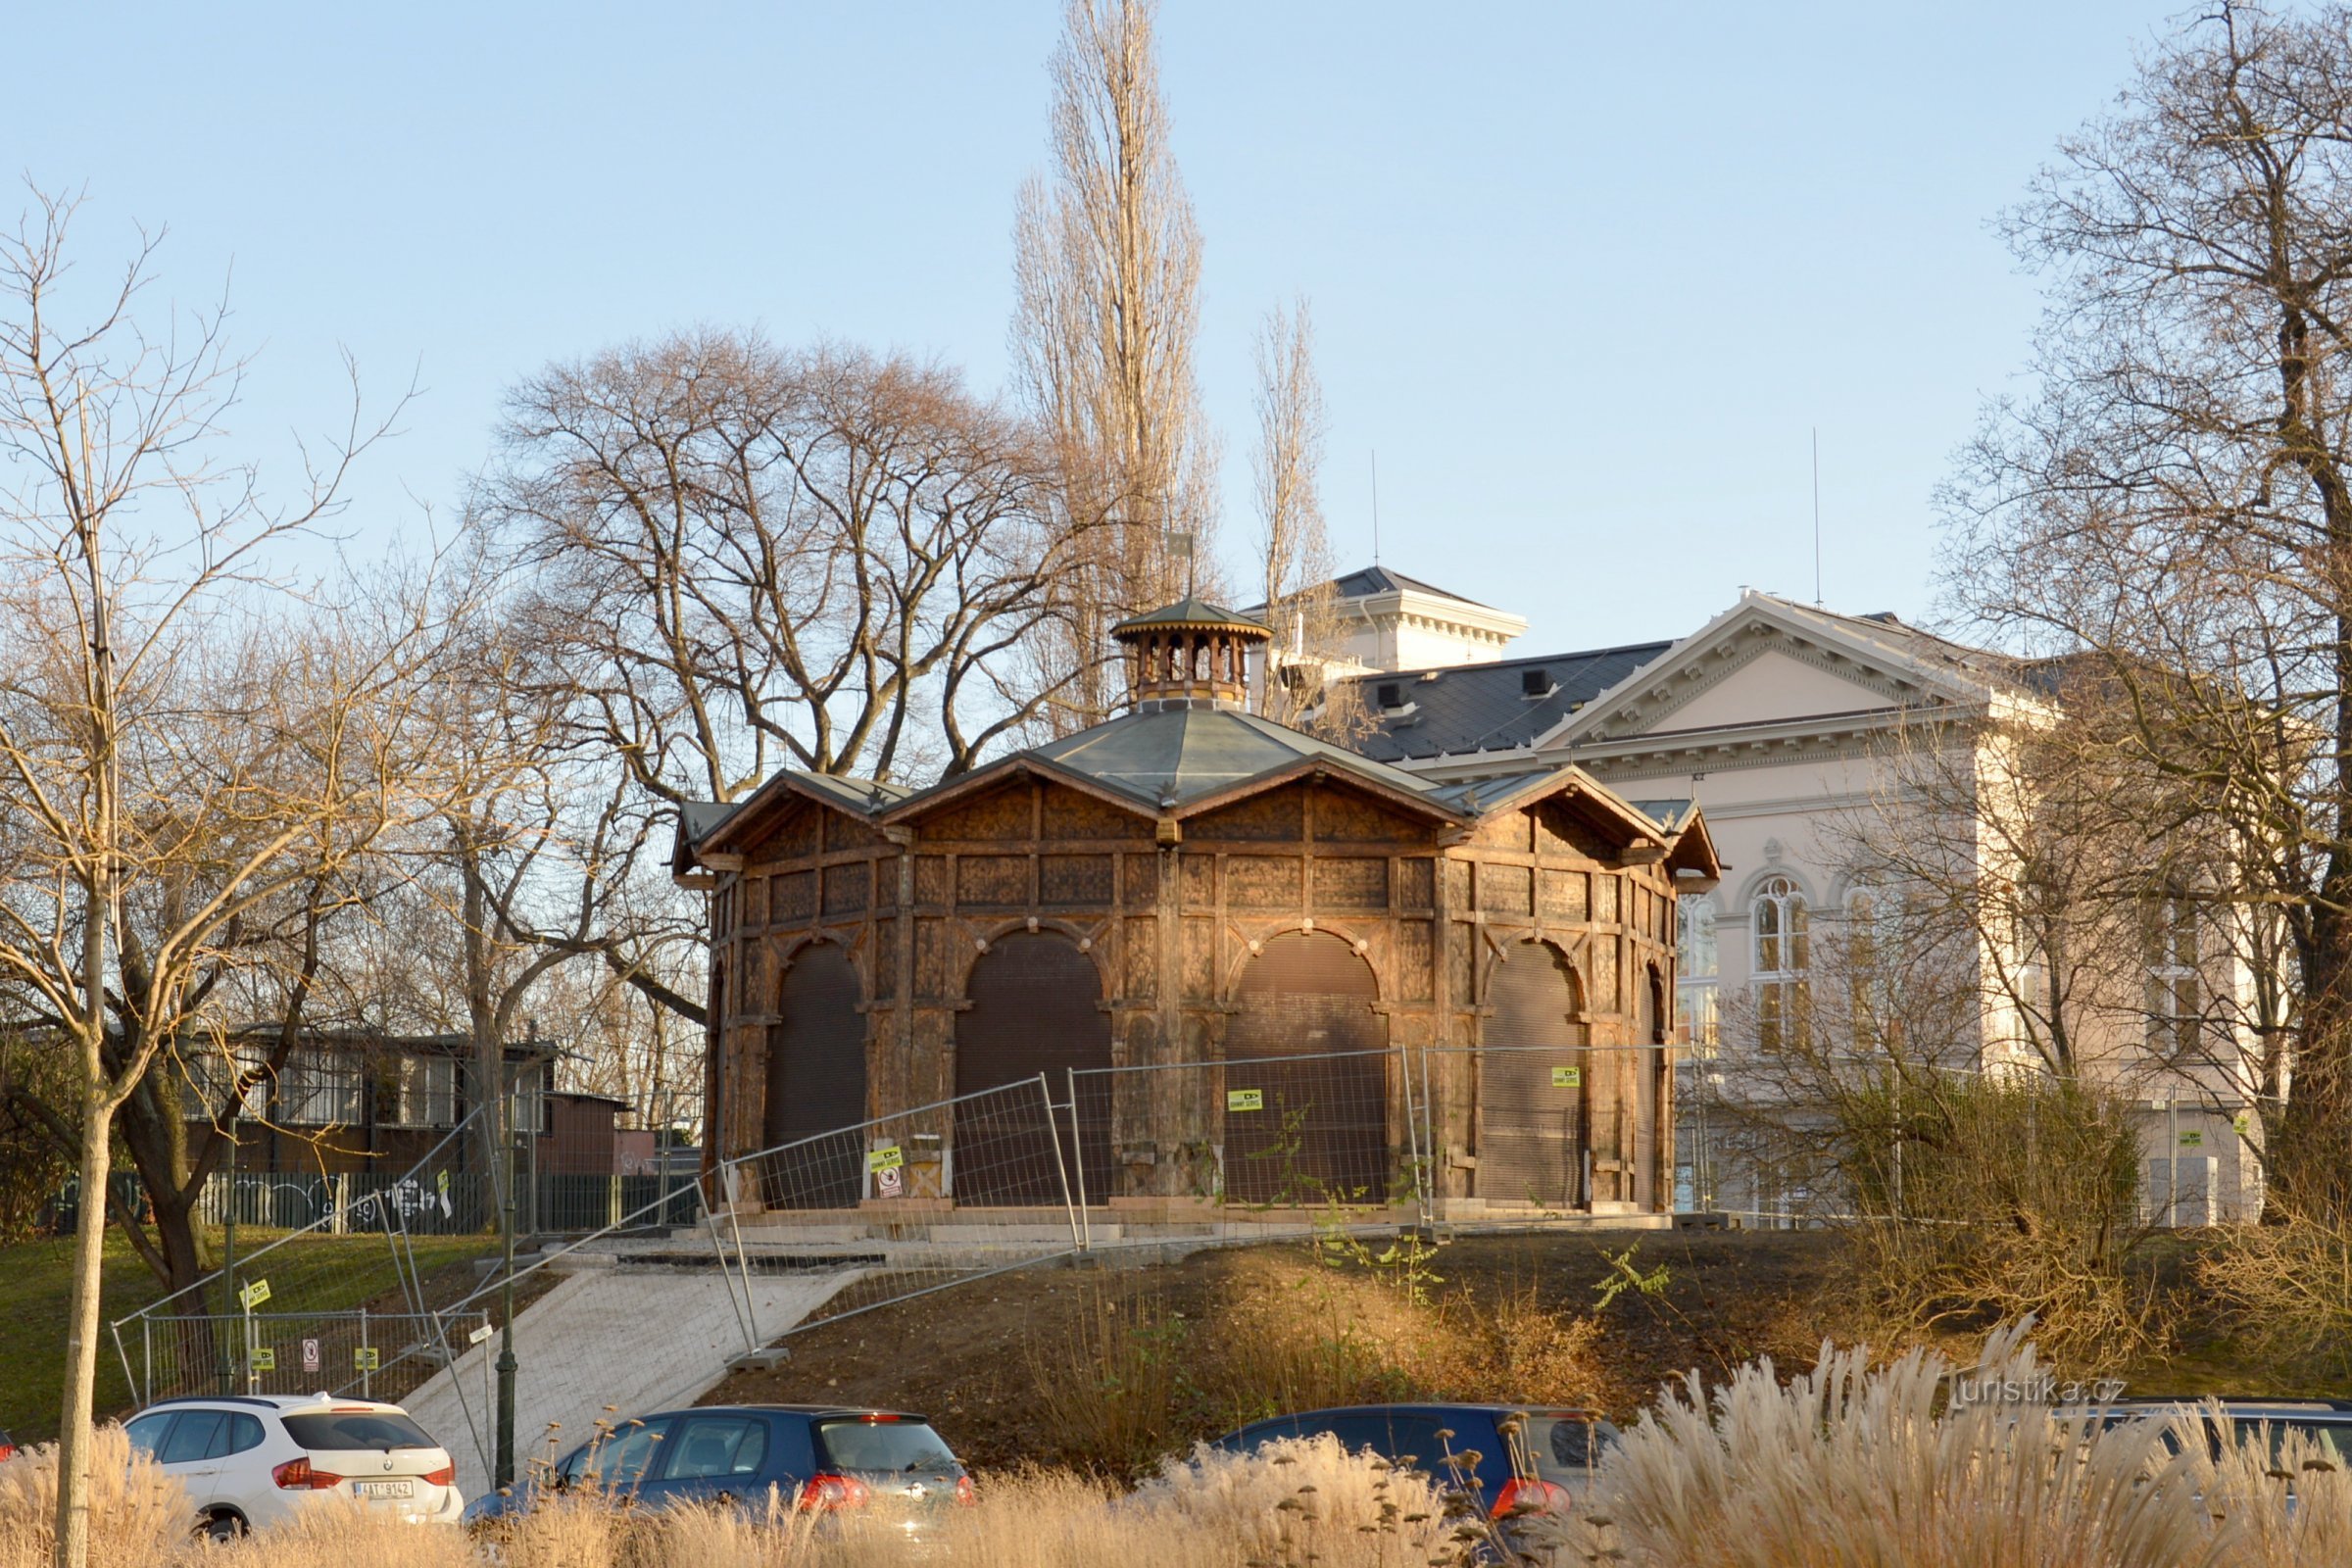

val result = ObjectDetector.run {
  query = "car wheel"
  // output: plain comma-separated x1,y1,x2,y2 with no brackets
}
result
200,1512,246,1544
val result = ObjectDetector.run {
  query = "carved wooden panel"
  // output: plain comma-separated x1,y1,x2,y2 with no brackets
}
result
1479,862,1534,917
921,783,1032,842
871,916,897,984
1181,917,1216,999
1312,786,1425,844
1447,921,1476,1010
1041,783,1151,841
1533,805,1576,862
1475,809,1533,852
772,870,816,924
1123,916,1157,1002
821,861,870,917
1315,857,1388,911
915,856,953,906
1539,869,1589,922
1397,858,1436,910
1396,920,1436,1004
1537,799,1617,860
872,853,902,913
915,918,956,1000
1444,858,1472,907
1592,935,1621,1013
741,877,768,928
762,803,819,861
1190,786,1303,842
1227,856,1302,910
1594,873,1621,925
956,855,1029,908
1181,855,1216,906
1041,854,1115,906
1124,854,1160,906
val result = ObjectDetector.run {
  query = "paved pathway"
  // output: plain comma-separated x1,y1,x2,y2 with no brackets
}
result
404,1267,857,1498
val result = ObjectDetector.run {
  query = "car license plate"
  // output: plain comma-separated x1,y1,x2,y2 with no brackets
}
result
357,1481,414,1499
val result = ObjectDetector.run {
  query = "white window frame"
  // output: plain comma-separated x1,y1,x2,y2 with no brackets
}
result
1752,874,1810,1053
1677,894,1721,1053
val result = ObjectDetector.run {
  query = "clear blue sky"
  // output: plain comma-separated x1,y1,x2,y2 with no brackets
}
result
12,2,2191,654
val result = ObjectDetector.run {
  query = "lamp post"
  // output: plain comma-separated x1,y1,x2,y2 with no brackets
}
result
493,1051,519,1491
217,1103,239,1394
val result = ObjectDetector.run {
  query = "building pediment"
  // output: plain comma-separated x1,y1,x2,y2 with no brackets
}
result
1551,594,2003,750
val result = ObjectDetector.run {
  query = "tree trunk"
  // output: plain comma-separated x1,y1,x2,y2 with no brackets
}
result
53,1072,111,1568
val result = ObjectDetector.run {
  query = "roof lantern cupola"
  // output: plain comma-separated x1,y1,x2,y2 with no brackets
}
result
1110,598,1271,713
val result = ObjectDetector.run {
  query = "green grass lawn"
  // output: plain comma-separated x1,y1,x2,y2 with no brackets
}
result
0,1227,499,1444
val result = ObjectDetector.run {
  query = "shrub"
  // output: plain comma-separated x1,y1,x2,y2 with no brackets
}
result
2196,1212,2352,1384
1829,1072,2160,1363
0,1425,187,1568
1022,1264,1604,1480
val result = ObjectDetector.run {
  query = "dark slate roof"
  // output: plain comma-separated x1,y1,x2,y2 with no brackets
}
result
1007,706,1447,812
678,800,740,846
1109,598,1268,634
1629,799,1696,833
1327,564,1493,609
675,774,912,865
1340,642,1674,762
789,773,914,814
1422,770,1559,814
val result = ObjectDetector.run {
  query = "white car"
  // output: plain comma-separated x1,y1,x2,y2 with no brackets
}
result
122,1394,464,1539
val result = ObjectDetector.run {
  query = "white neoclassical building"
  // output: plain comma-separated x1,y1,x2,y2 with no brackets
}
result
1299,574,2271,1224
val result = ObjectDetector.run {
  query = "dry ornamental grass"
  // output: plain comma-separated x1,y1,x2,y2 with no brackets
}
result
10,1322,2352,1566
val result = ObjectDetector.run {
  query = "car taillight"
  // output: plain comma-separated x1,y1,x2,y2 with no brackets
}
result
1492,1477,1571,1519
271,1457,345,1491
955,1474,975,1506
422,1464,454,1488
0,1444,16,1464
796,1473,871,1511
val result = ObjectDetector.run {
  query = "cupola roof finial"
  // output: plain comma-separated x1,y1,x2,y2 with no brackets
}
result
1110,598,1270,713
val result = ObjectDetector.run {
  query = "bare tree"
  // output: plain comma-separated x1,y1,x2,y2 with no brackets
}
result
0,190,434,1568
1246,299,1367,736
495,331,1087,796
1011,0,1218,726
1945,1,2352,1220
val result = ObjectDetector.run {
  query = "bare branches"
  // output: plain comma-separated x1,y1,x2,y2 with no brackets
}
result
0,186,446,1568
1011,0,1217,727
489,332,1092,795
1945,2,2352,1220
1247,299,1361,737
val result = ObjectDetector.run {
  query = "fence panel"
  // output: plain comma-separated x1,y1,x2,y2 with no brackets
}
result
112,1109,503,1409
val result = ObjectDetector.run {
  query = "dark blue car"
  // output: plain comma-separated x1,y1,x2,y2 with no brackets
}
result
1211,1402,1618,1520
463,1403,971,1526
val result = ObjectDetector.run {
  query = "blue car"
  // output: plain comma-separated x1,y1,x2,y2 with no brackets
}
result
464,1403,972,1526
1211,1402,1618,1521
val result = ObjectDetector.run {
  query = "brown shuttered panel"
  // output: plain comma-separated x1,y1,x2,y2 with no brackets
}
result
763,944,867,1206
1635,968,1662,1208
953,933,1112,1204
1224,932,1389,1204
1479,942,1586,1207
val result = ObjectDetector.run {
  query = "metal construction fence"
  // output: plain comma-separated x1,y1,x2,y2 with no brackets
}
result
106,1041,1700,1499
111,1109,502,1410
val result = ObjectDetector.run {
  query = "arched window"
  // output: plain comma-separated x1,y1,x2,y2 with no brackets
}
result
1752,874,1809,1053
1842,887,1900,1053
2141,885,2199,1058
1676,895,1719,1053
